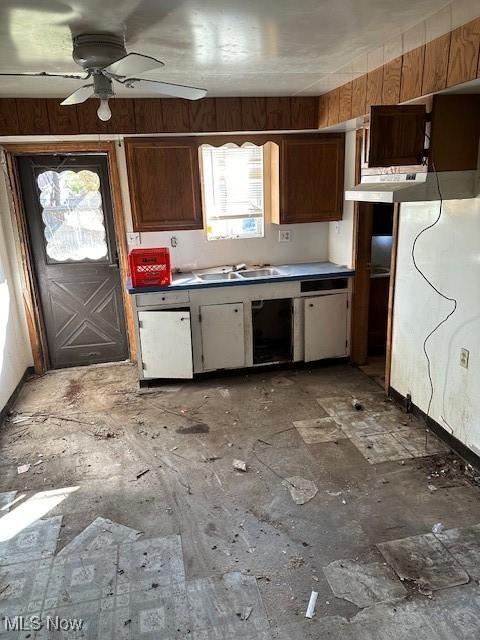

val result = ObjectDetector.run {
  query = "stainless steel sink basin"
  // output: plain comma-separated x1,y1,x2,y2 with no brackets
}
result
238,268,282,278
196,272,241,281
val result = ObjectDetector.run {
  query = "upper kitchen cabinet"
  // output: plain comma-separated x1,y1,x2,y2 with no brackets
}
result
368,105,427,167
125,138,203,232
274,133,345,224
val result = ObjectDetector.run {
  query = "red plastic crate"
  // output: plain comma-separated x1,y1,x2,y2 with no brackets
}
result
128,248,171,288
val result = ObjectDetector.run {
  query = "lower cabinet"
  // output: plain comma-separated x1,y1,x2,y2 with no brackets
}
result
304,293,348,361
135,285,352,379
138,310,193,379
200,303,245,371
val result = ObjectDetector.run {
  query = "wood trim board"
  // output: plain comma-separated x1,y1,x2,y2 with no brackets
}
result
384,204,400,391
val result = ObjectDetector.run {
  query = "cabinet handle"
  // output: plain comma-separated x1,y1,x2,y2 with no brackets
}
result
234,309,238,313
309,303,314,308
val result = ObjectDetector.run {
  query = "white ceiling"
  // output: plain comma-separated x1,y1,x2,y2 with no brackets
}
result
0,0,477,98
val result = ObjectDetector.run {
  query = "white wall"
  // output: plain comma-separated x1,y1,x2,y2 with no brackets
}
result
116,142,330,271
328,129,356,268
0,166,33,412
390,198,480,454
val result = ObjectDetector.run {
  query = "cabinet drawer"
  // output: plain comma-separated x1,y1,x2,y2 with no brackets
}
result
136,291,189,307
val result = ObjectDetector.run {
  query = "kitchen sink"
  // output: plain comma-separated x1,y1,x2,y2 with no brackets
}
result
238,268,282,278
196,271,241,281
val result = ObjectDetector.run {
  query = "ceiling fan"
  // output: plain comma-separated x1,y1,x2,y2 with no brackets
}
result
0,33,207,121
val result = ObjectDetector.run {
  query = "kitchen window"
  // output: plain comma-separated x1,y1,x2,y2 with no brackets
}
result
200,143,265,240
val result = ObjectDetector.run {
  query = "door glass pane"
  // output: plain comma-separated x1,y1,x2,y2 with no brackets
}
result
37,169,108,262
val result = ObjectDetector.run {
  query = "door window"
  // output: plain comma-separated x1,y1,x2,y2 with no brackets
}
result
37,169,108,263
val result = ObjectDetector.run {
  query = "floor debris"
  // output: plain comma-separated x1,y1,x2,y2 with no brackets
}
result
323,558,407,608
233,459,248,472
241,605,253,620
17,463,30,474
378,533,470,591
282,476,318,505
58,517,141,557
305,590,318,618
435,524,480,580
293,417,347,444
288,555,305,569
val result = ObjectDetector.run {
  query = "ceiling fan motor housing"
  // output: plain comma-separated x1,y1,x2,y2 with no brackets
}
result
73,33,127,71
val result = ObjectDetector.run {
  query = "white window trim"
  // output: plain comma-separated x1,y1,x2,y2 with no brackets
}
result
199,143,276,241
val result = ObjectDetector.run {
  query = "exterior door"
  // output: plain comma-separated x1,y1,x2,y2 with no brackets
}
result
17,154,128,369
200,303,245,371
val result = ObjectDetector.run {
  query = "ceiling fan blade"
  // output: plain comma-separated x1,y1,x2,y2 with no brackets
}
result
0,71,88,79
120,78,207,100
61,84,94,106
104,53,164,77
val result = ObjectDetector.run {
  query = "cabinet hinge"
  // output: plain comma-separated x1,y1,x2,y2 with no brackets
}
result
346,299,349,309
138,320,142,329
198,313,202,323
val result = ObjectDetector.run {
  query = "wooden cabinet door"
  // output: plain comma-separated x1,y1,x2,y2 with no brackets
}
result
304,293,348,362
125,138,203,231
368,105,427,167
200,303,245,371
278,134,345,223
139,310,193,379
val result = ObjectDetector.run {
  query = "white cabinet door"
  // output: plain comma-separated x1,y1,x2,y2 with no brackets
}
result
139,310,193,379
201,303,245,371
304,293,348,362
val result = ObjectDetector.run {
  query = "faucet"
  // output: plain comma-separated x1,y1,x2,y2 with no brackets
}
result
231,263,248,272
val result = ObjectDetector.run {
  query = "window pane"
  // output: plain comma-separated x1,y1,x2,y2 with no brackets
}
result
37,169,108,262
201,144,264,240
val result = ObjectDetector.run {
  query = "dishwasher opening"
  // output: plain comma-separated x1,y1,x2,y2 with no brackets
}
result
252,298,293,365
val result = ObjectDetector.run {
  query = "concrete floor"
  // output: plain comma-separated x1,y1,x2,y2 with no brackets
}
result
1,362,480,638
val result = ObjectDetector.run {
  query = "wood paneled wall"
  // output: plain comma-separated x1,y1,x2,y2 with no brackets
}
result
0,17,478,136
319,16,480,127
0,96,319,136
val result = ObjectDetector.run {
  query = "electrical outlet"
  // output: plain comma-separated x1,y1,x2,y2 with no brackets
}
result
279,229,292,242
127,232,140,246
460,348,470,369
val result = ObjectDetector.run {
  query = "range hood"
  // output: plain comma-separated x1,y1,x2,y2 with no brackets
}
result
345,170,480,203
347,97,480,204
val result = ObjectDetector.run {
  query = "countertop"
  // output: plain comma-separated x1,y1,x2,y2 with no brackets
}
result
127,261,355,293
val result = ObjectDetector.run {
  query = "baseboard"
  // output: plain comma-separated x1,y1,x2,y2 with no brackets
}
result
389,386,480,472
0,367,34,423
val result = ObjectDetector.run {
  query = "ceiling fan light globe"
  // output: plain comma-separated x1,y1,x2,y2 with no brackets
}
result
97,98,112,121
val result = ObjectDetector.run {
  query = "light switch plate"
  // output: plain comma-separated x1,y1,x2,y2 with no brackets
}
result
127,232,140,246
279,229,292,242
